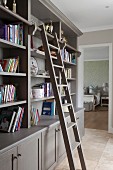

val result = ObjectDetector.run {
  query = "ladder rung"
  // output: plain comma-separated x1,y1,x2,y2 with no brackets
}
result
49,44,59,50
71,142,81,151
67,122,76,129
58,84,68,87
62,103,72,107
53,64,63,68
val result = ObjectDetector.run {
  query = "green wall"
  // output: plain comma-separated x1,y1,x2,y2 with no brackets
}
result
84,60,109,87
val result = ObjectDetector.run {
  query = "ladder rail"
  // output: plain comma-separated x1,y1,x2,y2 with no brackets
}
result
40,24,87,170
40,24,76,170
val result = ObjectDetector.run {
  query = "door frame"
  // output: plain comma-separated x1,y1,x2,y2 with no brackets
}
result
77,43,112,133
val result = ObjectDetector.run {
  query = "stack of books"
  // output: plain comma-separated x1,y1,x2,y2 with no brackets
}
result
30,106,40,126
0,57,19,72
65,68,72,78
0,106,24,133
61,49,76,64
42,83,53,97
0,20,23,45
0,84,16,103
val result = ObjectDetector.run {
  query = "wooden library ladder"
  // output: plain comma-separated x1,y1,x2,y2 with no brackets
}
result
40,24,87,170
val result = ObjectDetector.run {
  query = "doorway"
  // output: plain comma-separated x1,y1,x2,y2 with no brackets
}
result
77,43,112,133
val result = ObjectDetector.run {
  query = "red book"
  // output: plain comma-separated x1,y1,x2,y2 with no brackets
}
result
37,109,40,121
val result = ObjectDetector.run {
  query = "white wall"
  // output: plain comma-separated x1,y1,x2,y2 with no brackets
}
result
78,29,113,133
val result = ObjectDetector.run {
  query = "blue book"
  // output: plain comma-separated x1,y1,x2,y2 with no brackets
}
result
42,102,55,116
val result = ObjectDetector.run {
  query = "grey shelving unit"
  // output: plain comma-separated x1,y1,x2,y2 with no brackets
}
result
0,1,85,170
0,0,31,128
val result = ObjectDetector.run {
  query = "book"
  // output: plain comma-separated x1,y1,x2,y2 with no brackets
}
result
42,101,55,116
7,111,16,132
17,107,24,130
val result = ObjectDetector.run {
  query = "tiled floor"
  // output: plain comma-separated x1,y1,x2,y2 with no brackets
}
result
55,129,113,170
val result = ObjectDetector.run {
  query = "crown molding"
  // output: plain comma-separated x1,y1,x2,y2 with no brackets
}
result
81,25,113,33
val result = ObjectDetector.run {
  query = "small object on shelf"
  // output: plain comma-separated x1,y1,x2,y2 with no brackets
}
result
61,30,67,43
30,57,38,76
45,20,53,34
32,87,44,99
38,70,49,76
12,0,16,13
3,0,8,8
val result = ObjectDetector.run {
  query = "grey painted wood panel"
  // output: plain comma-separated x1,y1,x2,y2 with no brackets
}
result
42,126,58,170
57,125,66,163
0,147,17,170
18,137,38,170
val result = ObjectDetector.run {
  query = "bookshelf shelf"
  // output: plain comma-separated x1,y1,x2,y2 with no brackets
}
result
31,49,45,59
0,100,27,109
67,78,76,81
0,38,26,49
31,75,50,78
31,96,54,102
0,72,26,76
31,50,76,66
61,93,76,97
65,44,81,54
0,5,31,26
64,60,76,66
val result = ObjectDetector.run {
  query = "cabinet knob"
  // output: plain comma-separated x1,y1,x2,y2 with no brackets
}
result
17,153,21,157
76,117,79,120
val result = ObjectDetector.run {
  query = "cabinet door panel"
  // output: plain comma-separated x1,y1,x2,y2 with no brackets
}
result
0,147,17,170
18,137,38,170
76,110,85,138
42,127,57,170
57,126,66,162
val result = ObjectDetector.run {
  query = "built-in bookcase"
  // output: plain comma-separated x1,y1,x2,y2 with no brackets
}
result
0,0,82,131
30,0,82,126
0,0,31,130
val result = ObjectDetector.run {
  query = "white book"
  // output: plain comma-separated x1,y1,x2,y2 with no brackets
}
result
12,107,22,133
4,85,7,102
7,111,16,133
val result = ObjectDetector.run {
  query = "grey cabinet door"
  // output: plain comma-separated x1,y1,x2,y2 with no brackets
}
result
57,125,66,163
76,109,85,138
0,147,17,170
18,136,39,170
42,127,58,170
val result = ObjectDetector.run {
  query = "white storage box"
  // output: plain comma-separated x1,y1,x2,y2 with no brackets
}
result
32,88,44,99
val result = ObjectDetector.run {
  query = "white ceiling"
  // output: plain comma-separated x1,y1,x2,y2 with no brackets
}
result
50,0,113,32
84,46,109,61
